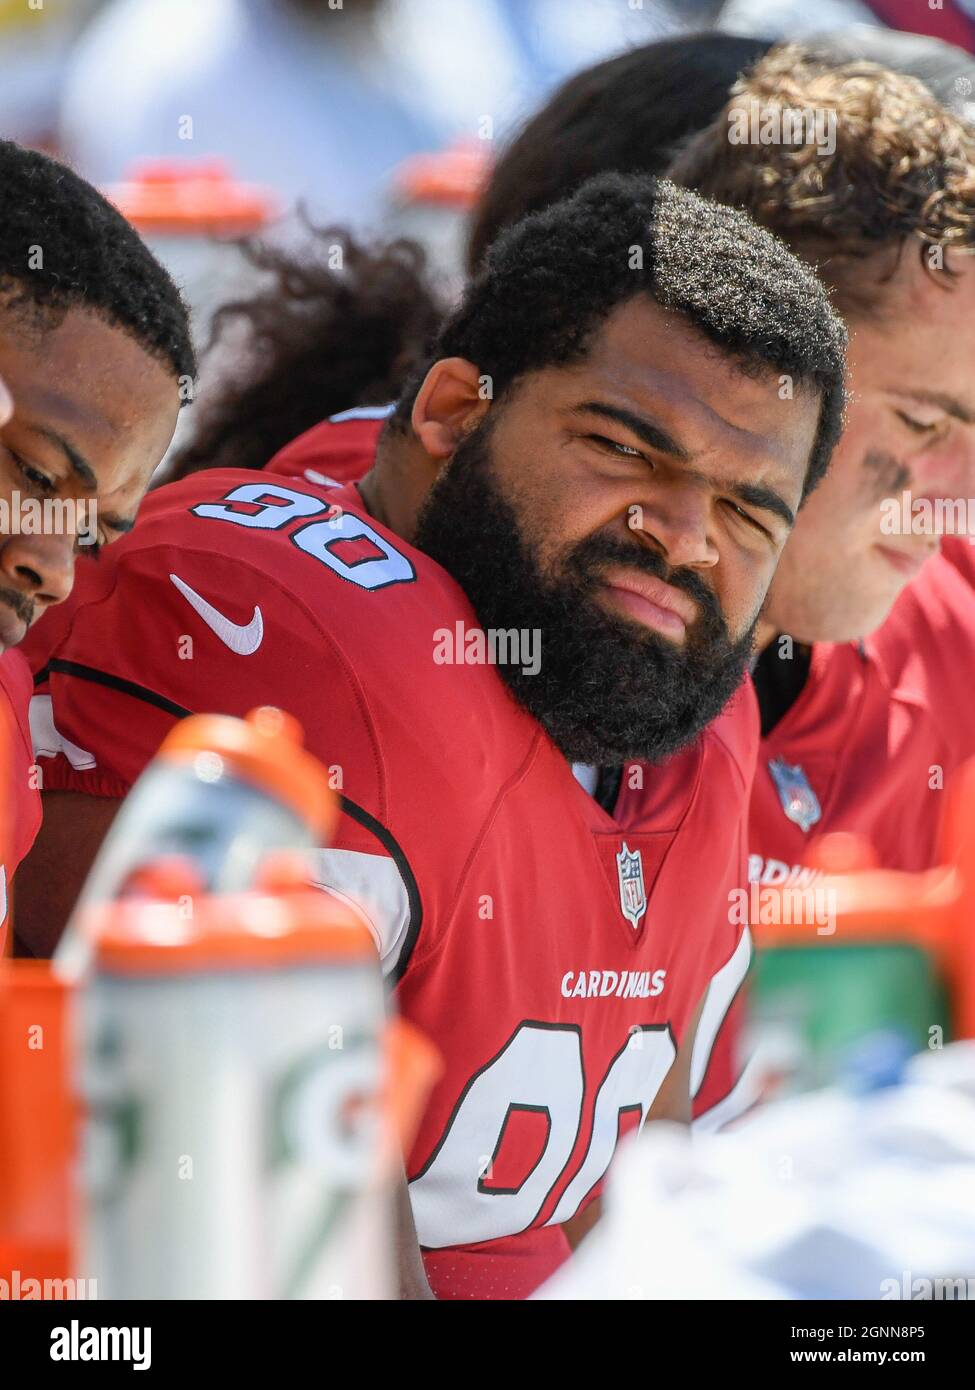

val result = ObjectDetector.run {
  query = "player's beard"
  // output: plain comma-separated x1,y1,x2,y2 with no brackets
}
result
413,415,758,766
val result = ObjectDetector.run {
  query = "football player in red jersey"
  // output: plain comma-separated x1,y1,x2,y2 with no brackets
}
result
0,139,193,947
17,175,847,1297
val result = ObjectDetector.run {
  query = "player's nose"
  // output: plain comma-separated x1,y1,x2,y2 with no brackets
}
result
630,482,716,569
0,533,76,610
0,374,12,427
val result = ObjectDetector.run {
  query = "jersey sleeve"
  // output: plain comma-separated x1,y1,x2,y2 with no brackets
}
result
942,536,975,589
23,537,426,977
27,539,380,788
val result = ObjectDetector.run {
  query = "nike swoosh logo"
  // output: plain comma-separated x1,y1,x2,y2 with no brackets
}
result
169,573,264,655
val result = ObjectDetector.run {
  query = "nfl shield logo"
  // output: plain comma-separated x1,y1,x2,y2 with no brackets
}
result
616,841,648,931
767,757,822,833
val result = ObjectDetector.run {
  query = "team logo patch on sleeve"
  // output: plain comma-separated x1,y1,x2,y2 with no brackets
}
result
615,842,648,931
767,757,822,833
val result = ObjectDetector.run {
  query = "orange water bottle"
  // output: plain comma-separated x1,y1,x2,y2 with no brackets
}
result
58,706,335,978
68,708,438,1297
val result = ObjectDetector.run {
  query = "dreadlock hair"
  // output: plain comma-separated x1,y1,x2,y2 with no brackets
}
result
167,223,441,480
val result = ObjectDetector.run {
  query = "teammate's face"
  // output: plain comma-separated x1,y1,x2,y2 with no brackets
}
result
0,307,179,652
414,296,821,764
762,254,975,644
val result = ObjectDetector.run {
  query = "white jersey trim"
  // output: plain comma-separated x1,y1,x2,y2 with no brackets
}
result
691,1050,762,1134
306,846,411,978
29,693,97,771
690,924,752,1100
327,403,395,423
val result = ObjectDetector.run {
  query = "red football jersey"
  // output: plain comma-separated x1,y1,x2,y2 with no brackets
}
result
751,552,975,881
943,535,975,589
696,550,975,1125
0,648,42,950
266,405,395,485
22,466,757,1299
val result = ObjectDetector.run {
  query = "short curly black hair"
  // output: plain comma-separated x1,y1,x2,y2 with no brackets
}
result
0,139,195,381
394,173,848,500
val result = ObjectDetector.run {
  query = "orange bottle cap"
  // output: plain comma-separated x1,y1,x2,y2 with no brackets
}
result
160,706,338,841
105,159,277,235
117,854,205,902
86,887,376,976
393,141,492,208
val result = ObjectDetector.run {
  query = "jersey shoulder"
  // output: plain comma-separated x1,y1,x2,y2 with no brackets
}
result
24,465,544,978
265,407,391,484
23,468,539,912
141,469,518,681
941,536,975,590
27,467,509,675
870,552,975,708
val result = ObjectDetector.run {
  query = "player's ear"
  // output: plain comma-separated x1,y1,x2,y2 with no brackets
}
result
411,358,490,461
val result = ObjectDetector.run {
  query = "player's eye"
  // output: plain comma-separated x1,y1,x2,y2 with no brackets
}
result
722,498,770,538
587,434,644,459
896,411,942,436
12,453,56,493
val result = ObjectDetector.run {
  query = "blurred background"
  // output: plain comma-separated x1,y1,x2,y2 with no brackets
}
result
5,0,975,324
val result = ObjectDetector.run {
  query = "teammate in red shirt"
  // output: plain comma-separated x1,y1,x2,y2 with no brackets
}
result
0,139,193,949
668,50,975,1119
750,552,975,886
18,175,846,1296
943,536,975,589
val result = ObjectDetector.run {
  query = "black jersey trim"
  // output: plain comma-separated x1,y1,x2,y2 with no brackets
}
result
34,659,193,720
338,794,423,985
32,661,423,979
